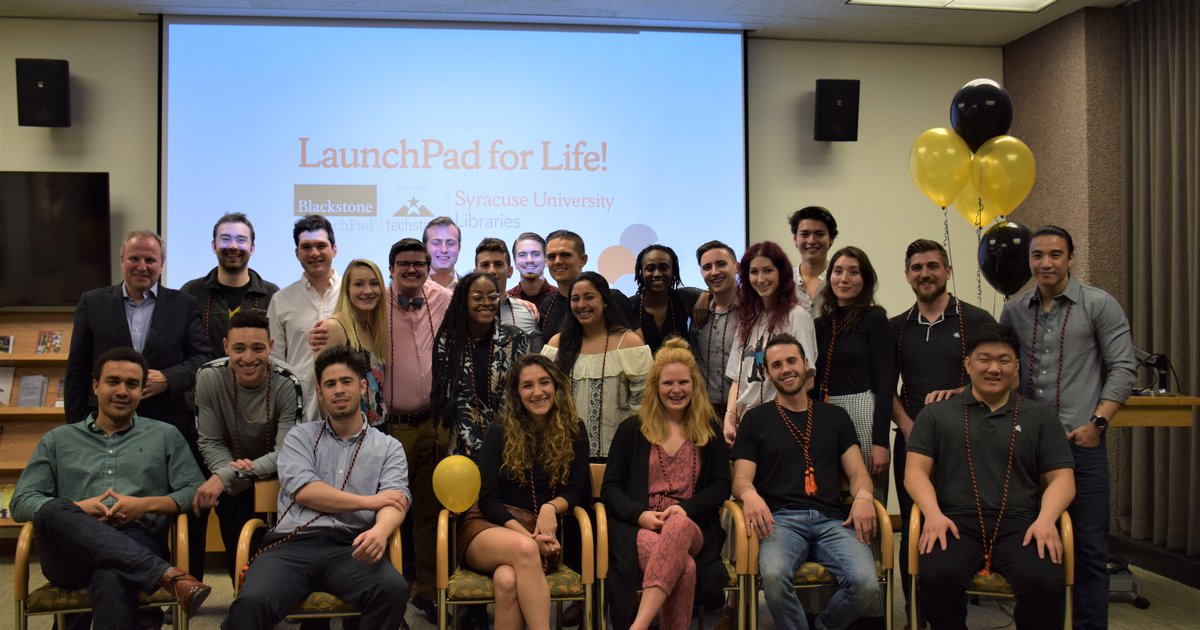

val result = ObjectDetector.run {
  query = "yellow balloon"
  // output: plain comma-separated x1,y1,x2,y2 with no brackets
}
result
952,178,1002,228
909,128,972,207
971,135,1036,216
432,455,481,513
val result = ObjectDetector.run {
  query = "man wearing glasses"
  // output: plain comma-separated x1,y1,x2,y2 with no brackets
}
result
383,237,454,623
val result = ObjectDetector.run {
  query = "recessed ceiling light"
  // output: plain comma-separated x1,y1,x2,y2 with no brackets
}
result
847,0,1059,12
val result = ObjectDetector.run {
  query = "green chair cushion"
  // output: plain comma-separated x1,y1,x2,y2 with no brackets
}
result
969,571,1013,594
447,565,584,601
723,560,738,588
792,561,887,585
26,585,176,613
290,591,357,614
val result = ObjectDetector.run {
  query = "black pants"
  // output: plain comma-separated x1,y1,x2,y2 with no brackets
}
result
224,529,409,630
893,431,918,619
919,514,1064,630
194,489,260,585
34,498,171,630
1069,440,1109,630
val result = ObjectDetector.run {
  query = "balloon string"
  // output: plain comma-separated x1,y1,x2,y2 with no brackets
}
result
975,198,984,306
943,206,957,297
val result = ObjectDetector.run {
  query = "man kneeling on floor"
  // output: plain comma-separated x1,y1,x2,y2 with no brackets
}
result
905,323,1075,630
225,345,411,629
731,333,879,629
10,346,209,629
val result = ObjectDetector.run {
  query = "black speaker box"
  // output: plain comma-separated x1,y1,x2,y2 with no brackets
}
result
16,59,71,127
814,79,859,142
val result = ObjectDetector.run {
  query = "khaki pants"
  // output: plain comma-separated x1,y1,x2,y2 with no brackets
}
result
390,418,447,600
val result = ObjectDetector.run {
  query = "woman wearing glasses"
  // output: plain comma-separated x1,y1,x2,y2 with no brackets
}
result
432,271,534,457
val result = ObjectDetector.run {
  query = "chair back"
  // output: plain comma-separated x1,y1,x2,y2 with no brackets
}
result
254,478,281,515
590,463,605,500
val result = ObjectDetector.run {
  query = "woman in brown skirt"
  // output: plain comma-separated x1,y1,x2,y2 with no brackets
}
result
459,354,590,629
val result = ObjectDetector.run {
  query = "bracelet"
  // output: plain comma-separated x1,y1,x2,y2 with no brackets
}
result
853,496,873,502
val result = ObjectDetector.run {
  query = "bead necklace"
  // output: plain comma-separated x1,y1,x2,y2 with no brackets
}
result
819,310,846,402
572,331,610,458
651,439,699,511
703,301,733,383
962,396,1020,576
773,396,817,495
637,291,677,344
229,364,274,459
1027,299,1073,413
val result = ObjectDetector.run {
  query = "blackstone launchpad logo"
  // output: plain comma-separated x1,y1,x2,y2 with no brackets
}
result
293,184,378,216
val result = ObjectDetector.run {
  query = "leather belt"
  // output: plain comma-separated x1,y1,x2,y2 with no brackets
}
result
385,409,432,425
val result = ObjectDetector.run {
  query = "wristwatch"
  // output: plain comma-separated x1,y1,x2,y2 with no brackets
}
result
1089,414,1109,432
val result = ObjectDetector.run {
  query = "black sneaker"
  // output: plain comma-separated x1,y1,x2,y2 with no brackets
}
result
560,601,583,627
410,596,441,625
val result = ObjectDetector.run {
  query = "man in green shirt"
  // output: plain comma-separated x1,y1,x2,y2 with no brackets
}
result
11,347,211,629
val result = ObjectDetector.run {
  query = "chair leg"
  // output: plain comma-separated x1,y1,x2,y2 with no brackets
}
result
555,601,563,630
1064,586,1072,630
584,585,593,630
749,577,758,630
910,573,919,630
884,573,892,630
737,576,747,630
438,590,448,630
15,604,26,630
597,580,606,630
177,602,188,630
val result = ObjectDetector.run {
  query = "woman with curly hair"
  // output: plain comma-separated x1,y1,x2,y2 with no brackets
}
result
630,244,703,353
458,354,591,630
543,271,652,459
602,337,731,630
431,271,532,458
722,241,818,444
309,259,389,425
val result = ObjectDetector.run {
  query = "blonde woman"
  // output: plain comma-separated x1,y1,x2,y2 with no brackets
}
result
458,354,590,630
310,259,388,425
601,337,732,630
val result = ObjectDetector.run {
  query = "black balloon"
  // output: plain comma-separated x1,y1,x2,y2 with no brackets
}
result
978,221,1032,296
950,79,1013,152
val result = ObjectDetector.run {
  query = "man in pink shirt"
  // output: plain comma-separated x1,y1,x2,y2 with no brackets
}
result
382,237,453,622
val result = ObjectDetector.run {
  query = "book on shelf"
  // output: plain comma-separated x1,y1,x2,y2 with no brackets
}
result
36,330,64,354
0,334,13,353
0,367,14,406
17,374,48,407
0,482,16,519
55,379,65,408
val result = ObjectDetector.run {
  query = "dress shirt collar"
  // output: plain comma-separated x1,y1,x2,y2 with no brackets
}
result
85,412,140,435
321,414,371,442
1022,276,1082,309
302,270,340,292
122,282,159,302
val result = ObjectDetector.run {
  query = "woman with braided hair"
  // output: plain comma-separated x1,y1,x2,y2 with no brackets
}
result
431,271,532,458
630,244,703,353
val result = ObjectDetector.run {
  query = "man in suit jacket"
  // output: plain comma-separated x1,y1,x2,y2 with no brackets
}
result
65,230,213,437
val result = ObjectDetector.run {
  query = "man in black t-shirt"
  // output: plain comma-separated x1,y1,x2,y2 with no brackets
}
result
889,239,995,619
732,334,878,630
538,229,638,343
180,212,280,358
906,324,1074,630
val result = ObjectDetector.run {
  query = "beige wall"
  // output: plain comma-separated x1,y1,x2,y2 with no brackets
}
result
748,38,1006,317
0,18,159,283
2,18,1007,317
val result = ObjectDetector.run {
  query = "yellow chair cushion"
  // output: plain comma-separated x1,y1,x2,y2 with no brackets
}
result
969,571,1013,594
447,565,584,601
26,585,176,613
792,561,887,585
290,591,357,614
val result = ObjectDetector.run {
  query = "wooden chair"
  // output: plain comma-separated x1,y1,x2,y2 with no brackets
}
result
907,504,1074,629
13,513,191,630
434,483,595,629
232,478,404,622
746,498,895,630
591,462,750,630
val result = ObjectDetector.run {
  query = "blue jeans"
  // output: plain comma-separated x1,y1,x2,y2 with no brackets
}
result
757,508,878,630
1070,439,1110,630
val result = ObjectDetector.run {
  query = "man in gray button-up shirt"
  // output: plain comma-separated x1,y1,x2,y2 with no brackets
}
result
1000,225,1136,630
226,345,410,630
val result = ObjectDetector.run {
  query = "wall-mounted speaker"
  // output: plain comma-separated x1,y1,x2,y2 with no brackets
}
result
16,59,71,127
814,79,859,142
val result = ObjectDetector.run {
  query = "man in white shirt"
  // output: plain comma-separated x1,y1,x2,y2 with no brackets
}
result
267,215,340,422
424,216,462,289
788,206,838,317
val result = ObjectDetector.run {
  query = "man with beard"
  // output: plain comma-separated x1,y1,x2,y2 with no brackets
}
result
383,238,453,623
537,229,637,344
1000,226,1136,630
424,216,462,289
268,215,340,422
788,206,838,317
182,213,280,358
12,347,210,629
890,239,994,625
507,232,557,308
732,333,878,630
191,309,304,583
474,237,542,341
225,345,410,630
691,240,740,412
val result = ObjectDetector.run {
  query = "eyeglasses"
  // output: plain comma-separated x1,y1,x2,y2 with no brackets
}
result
469,292,501,303
393,260,429,270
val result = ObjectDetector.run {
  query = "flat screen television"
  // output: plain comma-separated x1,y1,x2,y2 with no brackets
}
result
0,171,111,308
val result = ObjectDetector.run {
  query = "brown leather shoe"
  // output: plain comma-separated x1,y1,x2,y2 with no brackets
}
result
162,567,211,616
